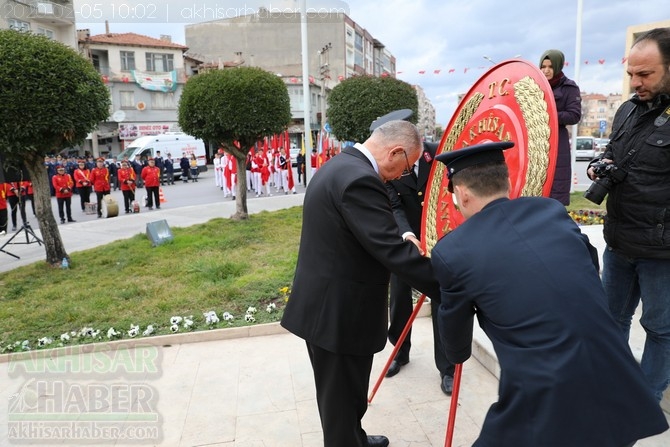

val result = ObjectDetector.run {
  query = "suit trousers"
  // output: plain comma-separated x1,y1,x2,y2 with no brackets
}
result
306,342,373,447
388,273,413,362
389,274,455,377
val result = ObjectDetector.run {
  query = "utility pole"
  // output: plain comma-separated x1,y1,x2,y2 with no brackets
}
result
318,42,332,159
300,0,313,185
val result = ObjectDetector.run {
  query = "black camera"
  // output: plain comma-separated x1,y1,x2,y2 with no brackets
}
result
583,161,627,205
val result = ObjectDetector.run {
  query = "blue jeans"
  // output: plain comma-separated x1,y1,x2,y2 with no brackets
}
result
602,247,670,401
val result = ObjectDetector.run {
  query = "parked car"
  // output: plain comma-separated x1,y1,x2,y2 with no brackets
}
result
575,136,597,161
595,138,610,153
289,146,300,167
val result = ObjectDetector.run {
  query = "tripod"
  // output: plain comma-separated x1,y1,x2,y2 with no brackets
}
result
0,195,42,260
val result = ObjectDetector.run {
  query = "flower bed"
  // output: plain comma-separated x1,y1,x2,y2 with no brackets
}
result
569,209,606,226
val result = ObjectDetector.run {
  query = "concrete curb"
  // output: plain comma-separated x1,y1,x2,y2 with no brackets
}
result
0,321,289,365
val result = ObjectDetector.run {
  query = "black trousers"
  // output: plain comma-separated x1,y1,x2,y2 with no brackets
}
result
388,274,455,377
78,186,92,211
0,207,7,232
95,190,110,217
56,197,73,221
122,189,135,212
7,196,27,227
306,342,373,447
145,186,160,208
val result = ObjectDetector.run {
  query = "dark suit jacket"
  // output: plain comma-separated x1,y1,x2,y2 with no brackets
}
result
281,146,440,356
386,142,437,237
431,197,667,446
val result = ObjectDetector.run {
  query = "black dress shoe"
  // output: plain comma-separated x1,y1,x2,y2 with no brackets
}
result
67,219,76,222
441,374,454,396
385,359,409,378
367,435,389,447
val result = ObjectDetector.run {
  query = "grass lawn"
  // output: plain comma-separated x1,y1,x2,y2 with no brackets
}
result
0,207,302,353
0,193,606,353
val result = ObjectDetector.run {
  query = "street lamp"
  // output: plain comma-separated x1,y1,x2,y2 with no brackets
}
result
318,43,332,155
318,43,332,127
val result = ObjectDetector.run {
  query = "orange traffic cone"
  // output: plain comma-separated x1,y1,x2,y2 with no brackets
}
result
159,187,166,203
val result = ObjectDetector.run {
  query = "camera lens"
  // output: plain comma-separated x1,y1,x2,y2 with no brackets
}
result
583,178,612,205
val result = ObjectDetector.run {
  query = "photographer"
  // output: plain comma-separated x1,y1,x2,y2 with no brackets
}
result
586,27,670,402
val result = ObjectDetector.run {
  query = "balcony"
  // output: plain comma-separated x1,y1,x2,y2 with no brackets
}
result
12,0,75,25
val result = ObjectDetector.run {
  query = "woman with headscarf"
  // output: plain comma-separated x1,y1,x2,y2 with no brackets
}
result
540,49,582,205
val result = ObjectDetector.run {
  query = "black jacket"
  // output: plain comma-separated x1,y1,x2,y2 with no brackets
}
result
281,146,440,356
598,93,670,258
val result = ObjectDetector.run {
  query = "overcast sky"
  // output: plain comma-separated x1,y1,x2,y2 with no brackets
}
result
75,0,669,126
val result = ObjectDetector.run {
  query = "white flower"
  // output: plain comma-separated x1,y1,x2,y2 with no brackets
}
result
21,340,30,350
204,311,219,325
128,324,140,338
222,312,234,322
244,314,255,323
170,324,179,333
79,327,95,337
38,337,53,347
91,329,101,338
70,331,77,337
183,317,194,328
266,303,277,313
142,325,155,336
170,316,183,325
246,306,257,314
60,333,70,342
107,327,120,339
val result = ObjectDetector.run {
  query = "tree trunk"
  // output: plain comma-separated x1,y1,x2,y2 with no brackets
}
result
233,156,249,220
24,154,69,266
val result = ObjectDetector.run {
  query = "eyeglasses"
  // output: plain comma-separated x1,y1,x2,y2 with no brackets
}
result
400,150,414,177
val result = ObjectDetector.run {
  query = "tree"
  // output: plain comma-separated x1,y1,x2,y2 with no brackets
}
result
0,30,111,266
327,76,419,143
178,67,291,219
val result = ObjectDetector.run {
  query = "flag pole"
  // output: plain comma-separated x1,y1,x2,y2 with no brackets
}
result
368,294,427,403
444,363,463,447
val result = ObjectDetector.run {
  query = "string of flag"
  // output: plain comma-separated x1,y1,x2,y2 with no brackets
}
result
397,57,630,76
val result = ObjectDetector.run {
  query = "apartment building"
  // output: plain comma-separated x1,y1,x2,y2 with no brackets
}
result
184,9,398,133
0,0,76,47
414,85,437,141
78,30,190,156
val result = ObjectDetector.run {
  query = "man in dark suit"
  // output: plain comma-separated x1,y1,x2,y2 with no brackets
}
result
431,142,668,446
378,111,454,394
281,120,440,447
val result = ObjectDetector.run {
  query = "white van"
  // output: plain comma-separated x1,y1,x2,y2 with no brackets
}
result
118,132,207,180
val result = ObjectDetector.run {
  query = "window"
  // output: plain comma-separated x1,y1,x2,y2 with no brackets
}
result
36,27,54,39
354,33,363,52
8,19,30,32
37,2,54,14
120,51,135,71
151,92,176,109
146,53,174,72
119,91,135,109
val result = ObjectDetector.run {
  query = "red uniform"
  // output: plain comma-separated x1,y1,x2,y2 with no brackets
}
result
141,165,161,188
0,183,7,211
0,183,7,233
73,168,92,188
118,167,136,191
52,173,75,223
90,166,110,193
52,173,74,198
7,181,28,199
